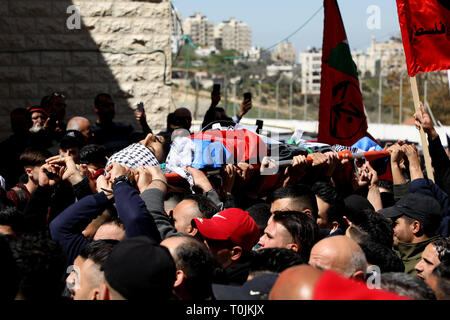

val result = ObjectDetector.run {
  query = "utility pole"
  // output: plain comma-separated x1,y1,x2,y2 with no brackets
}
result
276,76,282,119
224,76,228,114
194,77,199,120
303,92,308,120
289,77,297,120
258,79,263,119
378,70,384,124
232,82,237,116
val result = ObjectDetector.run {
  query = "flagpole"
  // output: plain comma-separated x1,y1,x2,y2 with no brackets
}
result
409,76,434,182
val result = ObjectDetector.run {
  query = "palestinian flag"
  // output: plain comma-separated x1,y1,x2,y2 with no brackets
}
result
318,0,368,147
189,129,273,169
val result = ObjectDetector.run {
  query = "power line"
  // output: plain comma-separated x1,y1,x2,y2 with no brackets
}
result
224,4,323,60
264,5,323,51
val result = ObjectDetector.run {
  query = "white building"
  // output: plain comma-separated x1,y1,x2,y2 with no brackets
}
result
195,46,218,57
214,18,251,53
266,64,295,78
271,41,297,64
183,13,215,47
299,47,322,94
367,36,405,74
353,36,405,76
243,46,271,63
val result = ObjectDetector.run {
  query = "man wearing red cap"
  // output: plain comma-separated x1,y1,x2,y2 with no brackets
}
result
26,105,48,133
192,208,260,285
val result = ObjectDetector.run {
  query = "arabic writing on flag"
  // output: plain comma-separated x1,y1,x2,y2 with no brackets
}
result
396,0,450,76
318,0,368,147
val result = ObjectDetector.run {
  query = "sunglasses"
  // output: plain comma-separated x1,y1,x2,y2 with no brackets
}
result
51,92,66,99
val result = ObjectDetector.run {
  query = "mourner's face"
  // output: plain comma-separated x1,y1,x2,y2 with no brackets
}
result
415,243,440,281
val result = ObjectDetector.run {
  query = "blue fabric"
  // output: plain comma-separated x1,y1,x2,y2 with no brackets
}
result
191,139,232,169
351,136,383,152
410,178,450,237
49,192,109,266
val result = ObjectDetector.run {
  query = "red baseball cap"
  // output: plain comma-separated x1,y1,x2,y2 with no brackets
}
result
193,208,260,251
313,271,409,300
26,105,48,117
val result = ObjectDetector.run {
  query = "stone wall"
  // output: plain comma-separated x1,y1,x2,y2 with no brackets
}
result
0,0,172,139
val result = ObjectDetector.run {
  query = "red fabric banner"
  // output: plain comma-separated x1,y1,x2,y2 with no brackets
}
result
318,0,368,147
396,0,450,76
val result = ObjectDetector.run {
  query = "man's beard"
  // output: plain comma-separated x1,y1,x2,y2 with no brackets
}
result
29,123,43,133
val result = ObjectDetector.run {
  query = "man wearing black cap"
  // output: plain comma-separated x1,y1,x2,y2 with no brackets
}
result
58,130,86,163
100,236,176,300
380,193,443,275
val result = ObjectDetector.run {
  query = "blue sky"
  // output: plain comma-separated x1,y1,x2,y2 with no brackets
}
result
173,0,401,53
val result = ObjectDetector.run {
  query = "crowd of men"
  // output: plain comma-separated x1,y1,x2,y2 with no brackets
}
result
0,88,449,301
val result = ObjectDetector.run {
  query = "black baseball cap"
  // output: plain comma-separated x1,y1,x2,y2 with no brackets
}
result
379,193,442,225
60,130,86,150
101,236,176,300
212,273,279,300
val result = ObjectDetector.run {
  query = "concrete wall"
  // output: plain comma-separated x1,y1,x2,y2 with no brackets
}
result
0,0,172,139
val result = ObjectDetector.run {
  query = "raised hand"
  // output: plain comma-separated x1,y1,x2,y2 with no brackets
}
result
96,175,114,200
38,163,62,188
282,154,309,187
414,101,438,139
46,155,83,185
186,166,213,193
221,163,237,195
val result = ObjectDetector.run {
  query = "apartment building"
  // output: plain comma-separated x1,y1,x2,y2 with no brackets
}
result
214,18,251,53
183,13,215,47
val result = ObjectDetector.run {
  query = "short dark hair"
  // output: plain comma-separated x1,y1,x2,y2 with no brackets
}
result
170,235,215,300
348,209,394,248
431,237,450,263
60,130,86,151
101,215,124,230
249,248,305,276
40,92,66,110
0,207,25,233
94,93,112,107
9,232,66,300
431,260,450,300
347,224,371,244
359,241,405,273
183,194,218,219
246,203,271,236
378,179,393,192
380,272,436,300
19,148,52,168
270,184,318,219
272,210,319,260
401,214,441,239
40,95,52,110
78,239,119,266
311,181,345,225
79,144,107,166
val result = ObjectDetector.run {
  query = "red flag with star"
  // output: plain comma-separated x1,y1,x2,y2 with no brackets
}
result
318,0,368,146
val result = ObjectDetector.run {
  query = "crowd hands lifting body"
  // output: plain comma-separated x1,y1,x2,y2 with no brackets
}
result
1,94,450,302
